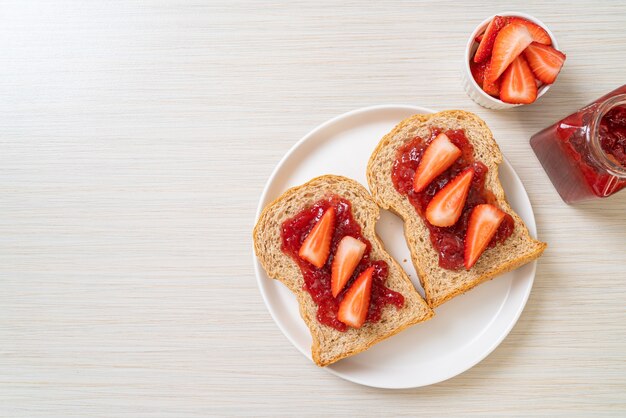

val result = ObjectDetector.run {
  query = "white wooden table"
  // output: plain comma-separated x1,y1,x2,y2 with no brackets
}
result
1,1,625,416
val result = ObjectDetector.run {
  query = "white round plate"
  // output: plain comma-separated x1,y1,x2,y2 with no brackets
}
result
253,105,538,389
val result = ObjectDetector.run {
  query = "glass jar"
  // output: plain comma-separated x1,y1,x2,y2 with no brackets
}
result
530,85,626,204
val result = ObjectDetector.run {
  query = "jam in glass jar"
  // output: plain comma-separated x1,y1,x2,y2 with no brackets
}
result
530,85,626,204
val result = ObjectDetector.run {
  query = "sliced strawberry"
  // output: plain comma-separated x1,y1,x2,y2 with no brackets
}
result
523,42,566,84
475,33,483,43
337,266,374,328
413,133,462,193
485,22,533,82
298,207,335,268
331,236,367,297
482,61,500,96
464,204,506,269
425,168,474,227
470,60,487,87
506,17,551,45
482,76,500,97
500,54,537,104
473,15,507,63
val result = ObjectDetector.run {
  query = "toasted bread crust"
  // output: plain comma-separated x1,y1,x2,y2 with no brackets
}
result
253,175,433,366
367,110,547,308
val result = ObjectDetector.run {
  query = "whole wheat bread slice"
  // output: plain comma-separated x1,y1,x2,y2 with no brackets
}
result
253,175,433,366
367,110,547,308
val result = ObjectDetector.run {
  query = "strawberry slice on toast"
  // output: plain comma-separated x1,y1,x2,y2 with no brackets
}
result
298,207,335,268
331,236,367,297
413,133,462,193
426,168,474,227
464,204,506,269
337,266,374,328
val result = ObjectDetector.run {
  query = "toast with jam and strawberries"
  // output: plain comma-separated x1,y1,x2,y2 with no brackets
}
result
367,110,546,308
253,175,433,366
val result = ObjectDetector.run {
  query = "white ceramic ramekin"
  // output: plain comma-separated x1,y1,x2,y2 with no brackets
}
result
461,12,559,110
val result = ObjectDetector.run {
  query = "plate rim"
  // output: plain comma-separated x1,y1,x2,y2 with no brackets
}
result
252,104,537,389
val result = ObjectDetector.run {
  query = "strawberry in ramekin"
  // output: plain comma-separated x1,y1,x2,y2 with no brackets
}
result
462,12,566,109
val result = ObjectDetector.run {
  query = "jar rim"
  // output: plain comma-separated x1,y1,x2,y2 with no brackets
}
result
587,93,626,178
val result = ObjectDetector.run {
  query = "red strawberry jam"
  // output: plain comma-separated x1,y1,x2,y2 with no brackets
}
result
530,85,626,203
391,128,514,270
600,106,626,167
558,106,626,196
281,195,404,332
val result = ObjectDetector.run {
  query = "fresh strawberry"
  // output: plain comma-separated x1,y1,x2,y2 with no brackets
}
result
331,236,367,297
500,54,537,104
298,207,335,268
482,61,500,96
337,266,374,328
473,15,507,63
425,168,474,227
506,17,551,45
482,76,500,97
464,204,506,269
470,60,487,87
413,133,462,193
523,42,566,84
475,33,483,43
485,22,533,82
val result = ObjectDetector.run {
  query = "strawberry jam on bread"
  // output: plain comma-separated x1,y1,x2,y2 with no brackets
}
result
253,175,433,366
282,194,405,332
368,111,546,308
391,126,515,271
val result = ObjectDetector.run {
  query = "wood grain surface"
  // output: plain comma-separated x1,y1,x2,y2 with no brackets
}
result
1,1,625,416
